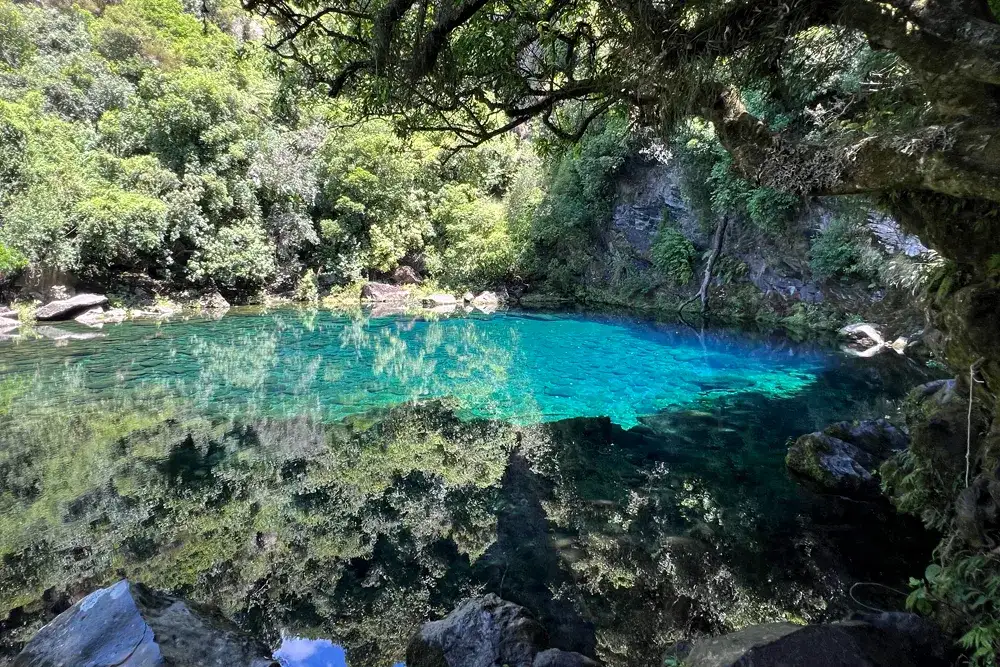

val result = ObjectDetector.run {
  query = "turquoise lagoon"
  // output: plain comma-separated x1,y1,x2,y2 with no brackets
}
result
1,309,829,427
0,308,935,667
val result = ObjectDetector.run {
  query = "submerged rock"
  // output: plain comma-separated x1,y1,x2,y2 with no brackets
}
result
368,302,408,318
35,293,108,321
685,612,949,667
423,293,458,307
405,594,601,667
36,326,106,342
786,419,908,499
14,579,277,667
392,265,422,285
361,282,410,302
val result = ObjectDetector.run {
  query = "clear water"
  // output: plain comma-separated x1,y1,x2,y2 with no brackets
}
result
0,308,936,666
0,310,826,427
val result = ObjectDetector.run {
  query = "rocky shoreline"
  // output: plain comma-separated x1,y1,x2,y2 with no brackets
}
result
13,582,951,667
0,279,510,344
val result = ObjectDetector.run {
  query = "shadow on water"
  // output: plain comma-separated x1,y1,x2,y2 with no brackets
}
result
0,309,942,666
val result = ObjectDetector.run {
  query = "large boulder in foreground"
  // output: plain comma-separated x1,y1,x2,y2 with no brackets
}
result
35,293,108,321
685,612,949,667
14,580,276,667
786,418,908,499
361,281,410,302
406,594,599,667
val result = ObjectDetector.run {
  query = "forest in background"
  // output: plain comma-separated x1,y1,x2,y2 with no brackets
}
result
0,0,930,320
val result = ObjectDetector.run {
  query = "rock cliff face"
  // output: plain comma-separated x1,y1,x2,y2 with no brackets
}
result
584,155,930,330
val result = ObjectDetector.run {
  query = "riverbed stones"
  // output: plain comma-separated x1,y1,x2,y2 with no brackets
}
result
423,293,457,307
362,281,410,302
405,594,602,667
685,612,949,667
35,293,108,321
13,579,277,667
786,419,908,499
392,265,422,284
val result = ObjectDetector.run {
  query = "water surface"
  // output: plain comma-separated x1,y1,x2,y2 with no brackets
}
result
0,309,935,666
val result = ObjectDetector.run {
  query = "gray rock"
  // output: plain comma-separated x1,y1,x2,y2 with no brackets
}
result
0,317,20,331
685,613,949,667
405,594,547,667
74,307,105,328
824,419,909,460
473,291,499,305
35,294,108,321
462,291,475,303
786,419,908,499
14,580,277,667
0,305,18,320
426,304,457,315
392,265,422,285
423,293,458,307
199,291,230,311
533,649,601,667
361,282,410,302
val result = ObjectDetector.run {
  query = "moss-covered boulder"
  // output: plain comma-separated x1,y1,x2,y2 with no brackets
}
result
786,419,908,499
902,379,990,484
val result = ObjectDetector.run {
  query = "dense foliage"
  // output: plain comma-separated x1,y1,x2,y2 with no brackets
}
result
0,0,540,296
650,220,695,286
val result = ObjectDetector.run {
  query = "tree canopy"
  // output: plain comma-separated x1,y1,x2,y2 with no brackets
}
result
247,0,1000,266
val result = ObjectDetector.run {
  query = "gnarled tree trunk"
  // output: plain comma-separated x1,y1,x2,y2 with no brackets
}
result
679,215,730,316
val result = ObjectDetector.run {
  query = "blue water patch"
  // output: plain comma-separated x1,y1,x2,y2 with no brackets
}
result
274,638,404,667
275,638,347,667
0,309,831,427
